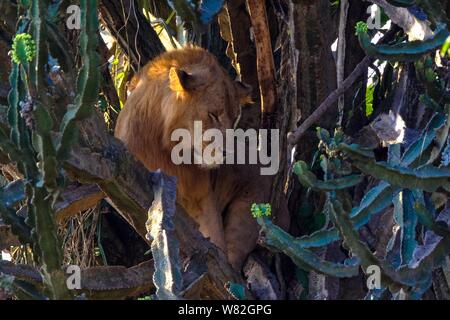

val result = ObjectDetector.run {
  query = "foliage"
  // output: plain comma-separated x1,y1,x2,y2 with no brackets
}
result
442,36,450,57
1,0,450,301
257,113,450,297
168,0,225,25
251,203,272,218
254,1,450,298
0,0,100,299
356,21,450,62
225,282,247,300
167,0,225,40
11,34,36,64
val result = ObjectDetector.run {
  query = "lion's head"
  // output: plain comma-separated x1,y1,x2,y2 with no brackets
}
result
116,47,252,170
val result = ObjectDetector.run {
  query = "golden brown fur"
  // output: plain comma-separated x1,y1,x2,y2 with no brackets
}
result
115,47,284,270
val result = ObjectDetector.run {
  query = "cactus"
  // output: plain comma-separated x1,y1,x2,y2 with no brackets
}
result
256,104,450,298
338,143,450,192
11,34,36,65
225,282,247,300
415,57,450,104
293,161,363,191
251,203,272,218
355,21,450,62
441,36,450,57
57,0,100,162
0,0,101,300
25,0,68,300
257,214,360,278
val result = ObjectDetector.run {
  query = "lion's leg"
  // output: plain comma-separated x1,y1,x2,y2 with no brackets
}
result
223,199,259,271
195,197,227,252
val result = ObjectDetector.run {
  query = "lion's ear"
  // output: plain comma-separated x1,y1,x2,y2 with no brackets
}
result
236,81,253,105
169,68,191,92
169,67,207,92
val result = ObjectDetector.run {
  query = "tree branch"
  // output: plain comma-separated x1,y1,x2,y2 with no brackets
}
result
367,0,433,40
246,0,277,124
288,56,373,146
99,0,165,71
0,260,155,300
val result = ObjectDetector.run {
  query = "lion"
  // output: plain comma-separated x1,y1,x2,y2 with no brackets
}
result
115,47,288,270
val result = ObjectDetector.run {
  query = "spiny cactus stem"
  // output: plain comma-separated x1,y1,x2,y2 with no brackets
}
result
57,0,100,162
28,0,69,300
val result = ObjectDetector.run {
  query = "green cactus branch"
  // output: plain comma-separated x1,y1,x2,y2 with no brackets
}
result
393,189,418,266
355,22,449,62
283,178,394,249
442,36,450,57
413,202,450,238
31,186,69,299
327,198,415,289
8,63,21,149
415,58,450,104
30,0,48,95
293,161,363,191
329,186,450,294
33,104,58,190
284,110,450,297
256,216,360,278
0,126,25,163
339,143,450,192
7,0,74,300
57,0,100,162
400,113,447,167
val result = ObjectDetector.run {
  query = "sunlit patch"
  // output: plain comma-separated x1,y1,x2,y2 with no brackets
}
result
1,250,12,261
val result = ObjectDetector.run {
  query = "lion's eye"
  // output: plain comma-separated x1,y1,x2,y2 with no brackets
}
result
208,112,220,123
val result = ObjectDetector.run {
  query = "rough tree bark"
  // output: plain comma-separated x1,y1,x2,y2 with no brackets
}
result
343,0,370,136
99,0,165,71
219,0,261,129
293,0,338,127
246,0,277,128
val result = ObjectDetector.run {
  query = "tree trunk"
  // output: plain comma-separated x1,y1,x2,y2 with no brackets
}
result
99,0,165,71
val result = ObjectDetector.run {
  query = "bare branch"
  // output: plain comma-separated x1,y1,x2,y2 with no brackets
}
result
247,0,277,119
337,0,350,126
288,56,373,146
367,0,433,40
